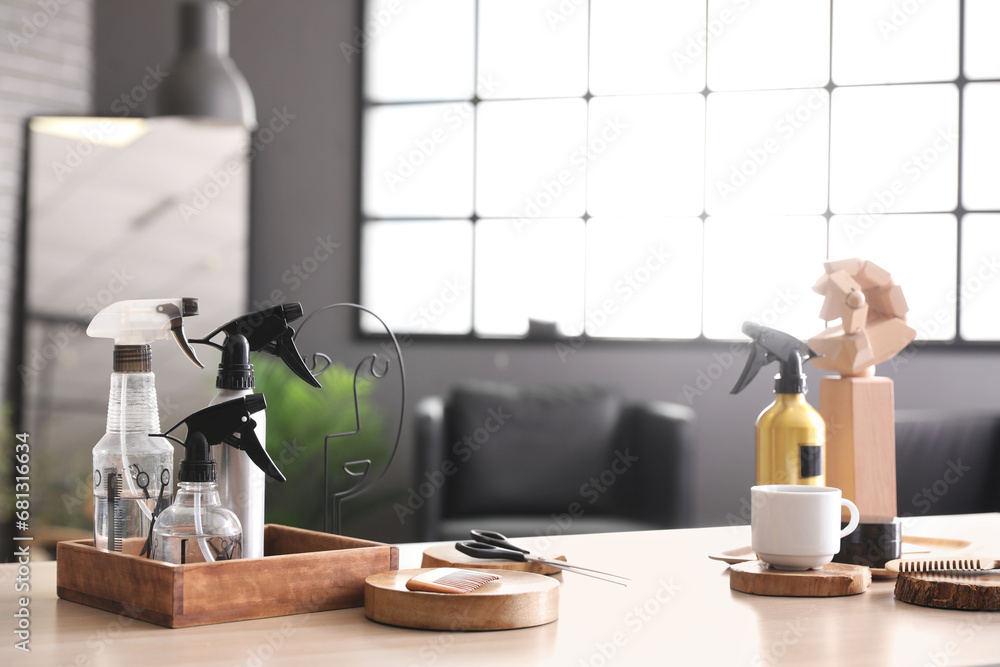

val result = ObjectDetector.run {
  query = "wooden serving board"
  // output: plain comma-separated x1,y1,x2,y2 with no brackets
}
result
422,543,566,575
730,561,871,597
895,572,1000,610
364,568,559,631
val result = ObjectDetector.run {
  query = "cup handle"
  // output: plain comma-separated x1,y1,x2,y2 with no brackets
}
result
838,498,860,538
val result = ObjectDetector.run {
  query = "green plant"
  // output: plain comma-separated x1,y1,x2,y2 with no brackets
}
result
254,356,388,532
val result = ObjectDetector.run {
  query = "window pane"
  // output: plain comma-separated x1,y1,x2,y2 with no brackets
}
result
363,0,475,102
829,85,958,215
587,95,705,217
475,219,585,336
586,218,702,338
706,89,829,215
962,83,1000,211
964,0,1000,80
362,103,474,218
832,0,959,85
961,215,1000,340
703,216,826,340
477,0,588,99
360,220,473,334
708,0,830,91
829,213,956,341
476,99,587,218
590,0,706,95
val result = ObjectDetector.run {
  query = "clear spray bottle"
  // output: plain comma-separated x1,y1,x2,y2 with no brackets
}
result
150,395,286,563
87,298,204,552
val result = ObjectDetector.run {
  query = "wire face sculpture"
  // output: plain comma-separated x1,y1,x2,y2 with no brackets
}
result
293,303,405,535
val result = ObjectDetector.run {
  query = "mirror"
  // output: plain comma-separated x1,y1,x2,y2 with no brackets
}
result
13,116,251,539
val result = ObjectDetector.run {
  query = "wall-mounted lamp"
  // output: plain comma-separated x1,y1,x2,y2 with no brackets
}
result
154,1,256,129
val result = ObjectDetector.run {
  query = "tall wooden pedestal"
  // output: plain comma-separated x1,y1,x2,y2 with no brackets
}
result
819,375,897,522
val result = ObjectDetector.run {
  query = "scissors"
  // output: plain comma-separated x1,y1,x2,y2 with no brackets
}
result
456,529,630,586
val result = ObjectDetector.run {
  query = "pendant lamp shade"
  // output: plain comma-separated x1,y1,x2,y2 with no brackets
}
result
154,1,256,129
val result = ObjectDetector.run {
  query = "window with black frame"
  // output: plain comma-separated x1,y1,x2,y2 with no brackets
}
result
358,0,1000,343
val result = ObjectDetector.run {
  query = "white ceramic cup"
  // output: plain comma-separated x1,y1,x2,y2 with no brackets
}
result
751,485,860,571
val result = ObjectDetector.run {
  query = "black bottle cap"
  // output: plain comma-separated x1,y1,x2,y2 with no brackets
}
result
216,334,254,390
179,432,216,482
774,351,807,395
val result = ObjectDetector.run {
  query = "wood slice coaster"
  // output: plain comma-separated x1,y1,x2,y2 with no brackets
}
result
730,561,871,597
422,543,566,575
364,568,560,631
895,572,1000,611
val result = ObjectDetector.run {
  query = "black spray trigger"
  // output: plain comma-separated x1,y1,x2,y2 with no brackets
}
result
158,396,285,482
273,327,322,388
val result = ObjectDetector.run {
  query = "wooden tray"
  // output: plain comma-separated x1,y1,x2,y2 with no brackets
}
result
56,524,398,628
730,561,871,597
895,571,1000,610
421,543,566,575
365,568,559,631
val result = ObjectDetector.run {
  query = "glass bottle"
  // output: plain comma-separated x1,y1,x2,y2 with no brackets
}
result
151,432,243,564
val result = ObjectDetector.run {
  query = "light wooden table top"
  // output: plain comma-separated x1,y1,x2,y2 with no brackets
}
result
2,513,999,666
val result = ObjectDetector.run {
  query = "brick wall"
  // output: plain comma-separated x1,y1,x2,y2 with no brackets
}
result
0,0,91,409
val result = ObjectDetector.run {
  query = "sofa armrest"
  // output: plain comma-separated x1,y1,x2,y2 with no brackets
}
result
414,396,448,541
616,401,696,528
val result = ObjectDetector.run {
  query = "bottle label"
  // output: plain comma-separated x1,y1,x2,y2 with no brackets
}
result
799,444,823,479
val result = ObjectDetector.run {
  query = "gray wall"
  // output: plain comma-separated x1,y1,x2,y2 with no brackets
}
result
89,0,1000,543
0,0,91,410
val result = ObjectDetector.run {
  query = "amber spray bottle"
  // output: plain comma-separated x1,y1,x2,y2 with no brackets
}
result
731,323,826,486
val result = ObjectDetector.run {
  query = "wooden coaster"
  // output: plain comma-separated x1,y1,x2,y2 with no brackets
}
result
895,572,1000,611
364,568,559,631
730,561,871,597
422,543,566,575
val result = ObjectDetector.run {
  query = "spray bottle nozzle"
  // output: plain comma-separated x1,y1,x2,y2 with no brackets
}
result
731,322,820,396
154,395,286,482
190,303,321,388
87,298,204,369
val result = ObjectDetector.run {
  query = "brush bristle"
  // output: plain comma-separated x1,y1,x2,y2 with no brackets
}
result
899,558,982,573
406,568,502,594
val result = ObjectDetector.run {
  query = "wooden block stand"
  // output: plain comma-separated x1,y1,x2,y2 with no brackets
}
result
819,376,897,522
57,524,398,628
